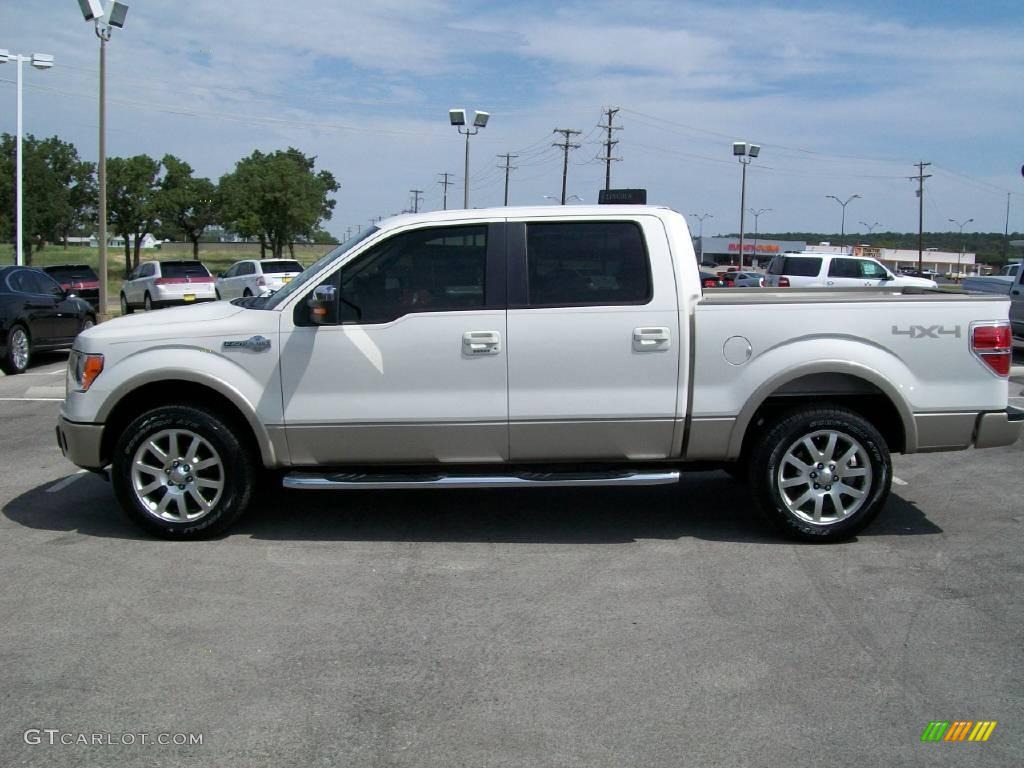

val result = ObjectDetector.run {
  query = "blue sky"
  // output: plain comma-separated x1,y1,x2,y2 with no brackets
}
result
1,0,1023,238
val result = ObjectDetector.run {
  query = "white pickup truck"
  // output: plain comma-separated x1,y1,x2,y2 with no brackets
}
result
56,206,1022,541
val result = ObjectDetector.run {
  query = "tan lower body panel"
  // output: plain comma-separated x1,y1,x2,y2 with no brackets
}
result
684,417,738,460
912,412,977,452
284,422,508,465
509,419,675,461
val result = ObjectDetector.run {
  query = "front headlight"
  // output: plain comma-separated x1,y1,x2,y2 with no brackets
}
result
67,350,104,394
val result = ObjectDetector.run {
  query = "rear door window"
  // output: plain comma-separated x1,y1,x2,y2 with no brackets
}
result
828,258,861,278
780,257,822,277
524,221,651,306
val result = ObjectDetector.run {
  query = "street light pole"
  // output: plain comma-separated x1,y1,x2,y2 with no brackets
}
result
859,220,881,237
747,208,772,267
690,213,713,263
948,217,973,281
826,194,861,254
0,50,53,266
732,142,760,269
449,109,489,209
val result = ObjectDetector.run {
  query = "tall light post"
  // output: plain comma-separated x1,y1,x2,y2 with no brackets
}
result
79,0,129,319
747,208,772,267
859,220,881,236
690,213,713,263
0,50,54,266
449,109,489,209
948,217,973,281
733,142,760,269
826,194,861,254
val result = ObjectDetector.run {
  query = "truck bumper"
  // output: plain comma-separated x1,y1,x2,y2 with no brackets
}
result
973,406,1024,450
56,416,106,470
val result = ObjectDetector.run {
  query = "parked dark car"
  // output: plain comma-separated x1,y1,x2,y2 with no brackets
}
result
699,271,724,288
0,266,96,374
43,264,100,310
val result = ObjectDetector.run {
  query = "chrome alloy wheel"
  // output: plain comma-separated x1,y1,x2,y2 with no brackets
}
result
10,327,29,371
131,429,225,522
776,429,873,525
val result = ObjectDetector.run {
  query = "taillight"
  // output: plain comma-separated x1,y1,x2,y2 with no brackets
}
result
154,278,172,285
257,276,267,287
971,322,1012,377
703,278,717,288
778,277,790,288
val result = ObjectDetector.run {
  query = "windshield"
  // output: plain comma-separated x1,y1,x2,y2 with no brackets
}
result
262,227,379,310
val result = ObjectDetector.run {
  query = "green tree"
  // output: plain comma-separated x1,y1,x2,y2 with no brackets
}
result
0,134,95,263
157,154,219,259
220,148,338,258
106,154,161,274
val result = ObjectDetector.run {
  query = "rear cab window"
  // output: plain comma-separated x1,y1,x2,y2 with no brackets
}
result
523,221,651,307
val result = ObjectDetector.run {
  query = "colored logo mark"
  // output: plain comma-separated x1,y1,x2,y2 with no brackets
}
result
920,721,997,742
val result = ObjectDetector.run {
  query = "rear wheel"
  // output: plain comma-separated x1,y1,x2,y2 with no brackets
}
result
80,316,95,334
1,323,30,374
243,288,253,297
144,292,153,311
111,405,257,539
120,293,133,315
748,406,891,542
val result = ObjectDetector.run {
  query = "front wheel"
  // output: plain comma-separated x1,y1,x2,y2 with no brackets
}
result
120,293,134,315
1,323,31,374
748,406,891,542
144,292,153,311
111,405,257,539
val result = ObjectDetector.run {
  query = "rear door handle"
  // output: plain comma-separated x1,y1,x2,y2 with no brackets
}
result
633,327,670,351
463,330,501,356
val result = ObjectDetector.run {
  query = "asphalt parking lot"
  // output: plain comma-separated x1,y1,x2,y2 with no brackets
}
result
1,353,1023,767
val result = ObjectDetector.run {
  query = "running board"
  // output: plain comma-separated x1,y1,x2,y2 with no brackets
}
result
282,469,680,491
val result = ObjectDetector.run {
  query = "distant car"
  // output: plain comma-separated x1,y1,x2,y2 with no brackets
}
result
42,264,100,310
699,271,724,288
699,260,719,270
728,271,764,288
0,266,95,374
764,254,937,289
120,260,216,314
215,259,304,300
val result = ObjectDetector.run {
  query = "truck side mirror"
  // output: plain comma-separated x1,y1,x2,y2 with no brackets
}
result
306,284,337,325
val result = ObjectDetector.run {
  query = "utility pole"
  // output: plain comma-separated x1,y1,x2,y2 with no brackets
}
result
497,153,518,206
345,226,352,240
600,106,622,191
1004,192,1012,263
410,189,424,214
553,128,582,205
909,161,932,271
438,172,453,211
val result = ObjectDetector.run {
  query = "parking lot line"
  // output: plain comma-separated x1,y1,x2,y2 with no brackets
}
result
47,470,87,493
892,476,909,486
0,397,63,402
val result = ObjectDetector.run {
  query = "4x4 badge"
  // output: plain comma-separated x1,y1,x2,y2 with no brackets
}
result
222,335,271,352
891,325,961,339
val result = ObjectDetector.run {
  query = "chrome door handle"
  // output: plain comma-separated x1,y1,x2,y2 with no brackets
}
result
463,330,501,356
633,327,670,351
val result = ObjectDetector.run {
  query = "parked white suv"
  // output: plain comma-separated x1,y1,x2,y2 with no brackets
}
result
764,253,938,289
120,260,216,313
215,259,304,300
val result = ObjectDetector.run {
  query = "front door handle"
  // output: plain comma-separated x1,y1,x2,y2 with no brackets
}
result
633,327,670,351
463,330,501,356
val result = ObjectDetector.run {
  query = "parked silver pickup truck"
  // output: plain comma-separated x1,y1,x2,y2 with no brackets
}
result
963,263,1024,338
56,207,1023,541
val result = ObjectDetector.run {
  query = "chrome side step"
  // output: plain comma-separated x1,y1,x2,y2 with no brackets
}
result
282,469,680,491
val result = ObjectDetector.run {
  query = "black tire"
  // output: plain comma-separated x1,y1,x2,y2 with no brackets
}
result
144,292,153,311
748,406,891,542
120,293,134,315
243,288,253,297
111,404,257,539
215,288,222,300
80,315,96,334
1,323,30,375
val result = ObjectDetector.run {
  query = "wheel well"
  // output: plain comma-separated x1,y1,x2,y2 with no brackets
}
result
100,380,261,465
740,373,906,458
